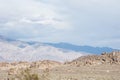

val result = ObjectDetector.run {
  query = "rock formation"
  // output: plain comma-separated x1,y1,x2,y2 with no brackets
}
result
66,51,120,66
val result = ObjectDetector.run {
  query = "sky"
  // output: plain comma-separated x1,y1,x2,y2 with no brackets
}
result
0,0,120,49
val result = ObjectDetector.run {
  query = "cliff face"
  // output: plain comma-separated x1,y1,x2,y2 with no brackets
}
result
66,51,120,66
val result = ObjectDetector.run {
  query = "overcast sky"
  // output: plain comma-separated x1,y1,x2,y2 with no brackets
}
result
0,0,120,49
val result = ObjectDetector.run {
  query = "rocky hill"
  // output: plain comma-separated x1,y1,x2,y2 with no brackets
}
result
0,51,120,71
66,51,120,66
31,60,62,69
0,51,120,76
0,60,62,75
0,60,62,69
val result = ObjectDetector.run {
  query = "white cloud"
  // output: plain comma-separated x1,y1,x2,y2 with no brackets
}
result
0,0,120,49
0,0,70,30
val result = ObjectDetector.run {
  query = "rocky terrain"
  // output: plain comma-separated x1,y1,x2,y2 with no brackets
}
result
0,60,62,75
0,51,120,80
66,51,120,66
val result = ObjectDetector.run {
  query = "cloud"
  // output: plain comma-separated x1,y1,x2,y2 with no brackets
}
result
0,0,70,29
0,0,71,40
0,0,120,49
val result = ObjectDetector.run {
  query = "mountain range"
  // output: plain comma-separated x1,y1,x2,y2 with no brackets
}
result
45,42,118,54
0,35,118,62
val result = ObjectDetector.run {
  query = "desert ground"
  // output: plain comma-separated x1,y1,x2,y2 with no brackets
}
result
0,63,120,80
0,51,120,80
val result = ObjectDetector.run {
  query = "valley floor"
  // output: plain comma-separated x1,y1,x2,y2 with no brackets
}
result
0,64,120,80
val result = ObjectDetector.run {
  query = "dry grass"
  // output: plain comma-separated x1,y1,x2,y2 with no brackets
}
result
10,68,39,80
0,64,120,80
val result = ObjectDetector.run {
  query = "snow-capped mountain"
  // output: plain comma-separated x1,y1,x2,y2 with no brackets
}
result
0,35,85,62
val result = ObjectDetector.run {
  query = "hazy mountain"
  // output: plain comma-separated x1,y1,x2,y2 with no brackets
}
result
0,35,15,42
0,35,84,62
0,56,5,62
0,35,118,62
45,42,118,54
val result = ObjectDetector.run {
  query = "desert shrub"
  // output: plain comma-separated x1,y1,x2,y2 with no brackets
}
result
11,68,39,80
9,68,52,80
40,68,50,80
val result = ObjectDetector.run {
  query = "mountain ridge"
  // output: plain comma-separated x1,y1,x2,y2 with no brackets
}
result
0,35,119,62
0,35,84,62
0,35,118,54
44,42,118,54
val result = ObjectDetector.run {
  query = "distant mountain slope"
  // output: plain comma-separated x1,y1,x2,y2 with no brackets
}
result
45,42,118,54
0,56,5,62
0,35,118,62
0,35,15,42
0,35,84,62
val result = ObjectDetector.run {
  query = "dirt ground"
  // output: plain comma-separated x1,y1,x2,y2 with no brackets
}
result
0,64,120,80
50,64,120,80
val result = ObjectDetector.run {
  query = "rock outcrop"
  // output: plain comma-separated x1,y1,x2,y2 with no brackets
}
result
30,60,62,69
0,60,62,75
66,51,120,66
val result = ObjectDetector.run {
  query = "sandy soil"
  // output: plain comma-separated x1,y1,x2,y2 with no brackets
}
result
1,64,120,80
